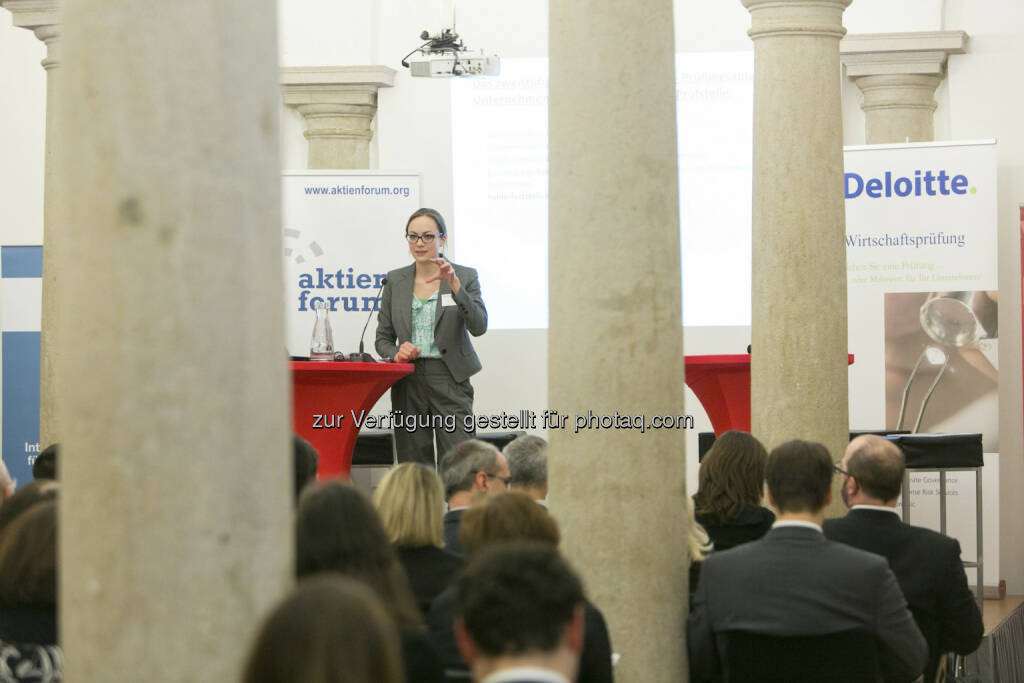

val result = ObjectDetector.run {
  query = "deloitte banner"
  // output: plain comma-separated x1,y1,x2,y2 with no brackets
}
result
845,140,998,586
282,172,420,357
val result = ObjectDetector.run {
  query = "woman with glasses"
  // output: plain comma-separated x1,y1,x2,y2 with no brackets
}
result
376,208,488,465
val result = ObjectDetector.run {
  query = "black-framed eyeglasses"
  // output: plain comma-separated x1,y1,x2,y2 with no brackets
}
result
473,470,511,486
406,233,440,244
833,463,851,478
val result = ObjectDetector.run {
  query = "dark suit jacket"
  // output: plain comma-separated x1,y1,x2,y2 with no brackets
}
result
824,508,984,682
443,508,466,556
375,262,487,382
401,627,445,683
396,544,466,616
688,525,927,683
427,587,614,683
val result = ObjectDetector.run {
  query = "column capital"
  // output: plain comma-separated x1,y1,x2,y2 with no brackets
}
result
280,66,395,169
2,0,60,68
840,30,969,77
741,0,853,41
841,31,968,143
280,65,396,99
1,0,58,30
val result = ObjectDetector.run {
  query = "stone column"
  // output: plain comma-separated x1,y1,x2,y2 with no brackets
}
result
1,0,61,448
841,31,968,143
743,0,851,482
549,1,687,681
56,2,291,680
281,66,395,169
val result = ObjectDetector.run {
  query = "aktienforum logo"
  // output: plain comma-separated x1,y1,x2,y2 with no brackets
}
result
845,170,977,199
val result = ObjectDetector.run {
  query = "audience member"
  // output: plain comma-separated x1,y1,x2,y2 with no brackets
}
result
503,435,548,502
825,435,984,682
0,462,14,503
428,492,614,683
291,434,318,503
454,543,585,683
692,430,774,551
373,463,465,614
296,481,444,683
688,440,926,683
0,501,61,682
32,445,58,482
438,440,510,554
242,575,403,683
0,481,58,538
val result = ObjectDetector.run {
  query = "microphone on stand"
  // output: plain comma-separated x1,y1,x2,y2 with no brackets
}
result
349,277,387,362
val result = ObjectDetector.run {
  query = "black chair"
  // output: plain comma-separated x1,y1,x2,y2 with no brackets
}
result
723,629,880,683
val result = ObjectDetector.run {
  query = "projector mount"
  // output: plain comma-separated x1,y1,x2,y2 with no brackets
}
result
401,27,500,78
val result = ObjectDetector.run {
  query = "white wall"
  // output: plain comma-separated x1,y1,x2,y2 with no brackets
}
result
0,11,46,246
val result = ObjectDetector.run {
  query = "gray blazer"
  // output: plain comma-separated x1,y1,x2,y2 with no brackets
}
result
688,525,927,683
375,262,487,383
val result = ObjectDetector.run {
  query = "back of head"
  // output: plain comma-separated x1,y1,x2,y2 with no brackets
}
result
0,501,57,610
243,575,403,683
695,430,768,523
766,440,834,514
503,435,548,490
459,491,559,556
439,439,500,500
33,444,59,481
292,435,319,503
845,435,904,503
0,480,59,537
296,481,421,628
372,462,445,547
456,542,584,658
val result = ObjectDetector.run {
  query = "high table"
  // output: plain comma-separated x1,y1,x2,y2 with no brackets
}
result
290,361,413,478
684,354,855,435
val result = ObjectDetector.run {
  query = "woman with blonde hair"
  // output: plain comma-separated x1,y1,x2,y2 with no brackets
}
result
373,463,464,614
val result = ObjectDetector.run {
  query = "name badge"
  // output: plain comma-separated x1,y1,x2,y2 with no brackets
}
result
441,294,456,307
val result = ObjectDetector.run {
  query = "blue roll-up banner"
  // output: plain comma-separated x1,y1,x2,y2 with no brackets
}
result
1,245,43,487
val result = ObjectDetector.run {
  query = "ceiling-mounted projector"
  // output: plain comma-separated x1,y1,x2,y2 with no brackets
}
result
401,28,500,78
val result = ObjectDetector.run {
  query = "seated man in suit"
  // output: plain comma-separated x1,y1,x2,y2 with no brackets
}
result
439,439,510,554
688,439,927,683
453,542,585,683
824,435,984,682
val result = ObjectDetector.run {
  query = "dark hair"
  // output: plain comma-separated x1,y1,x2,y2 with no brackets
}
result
456,543,583,658
0,501,57,609
765,440,834,514
503,435,548,489
459,491,559,556
406,208,447,237
33,444,58,481
0,480,59,537
292,434,319,503
242,575,403,683
846,435,904,502
295,481,422,629
694,431,768,524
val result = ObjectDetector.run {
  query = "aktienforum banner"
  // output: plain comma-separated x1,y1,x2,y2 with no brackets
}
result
282,172,421,357
845,140,998,587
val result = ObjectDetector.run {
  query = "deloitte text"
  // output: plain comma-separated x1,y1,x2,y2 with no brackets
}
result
845,170,971,199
